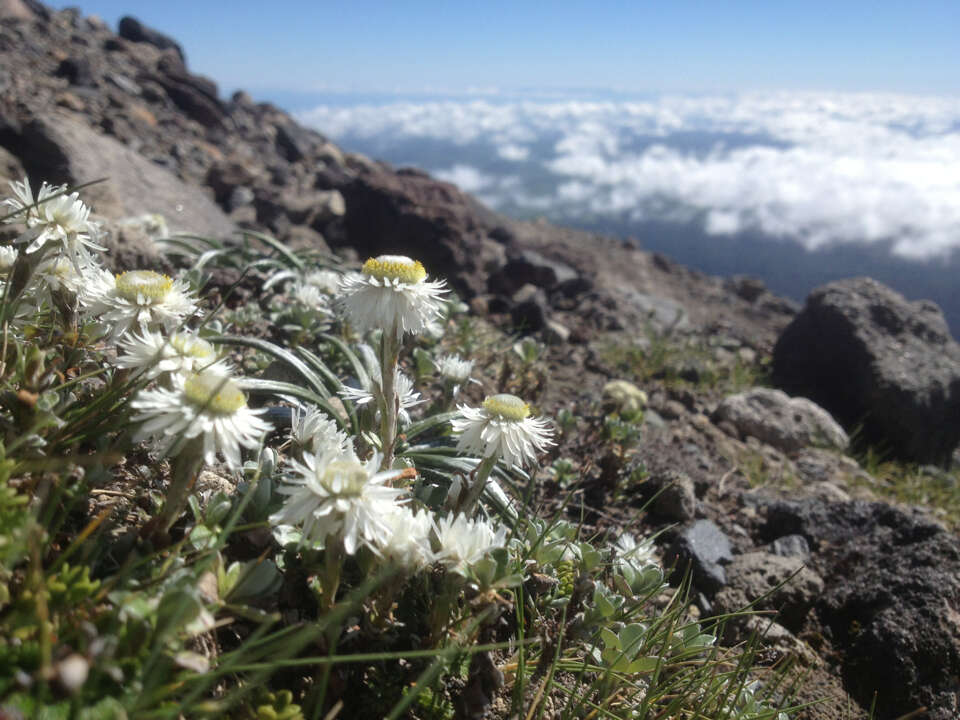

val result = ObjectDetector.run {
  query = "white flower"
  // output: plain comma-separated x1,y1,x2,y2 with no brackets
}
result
81,268,197,341
131,368,272,470
436,354,474,385
16,253,102,317
452,394,555,467
613,532,658,571
0,246,17,273
376,506,437,571
34,254,89,294
303,269,341,295
116,329,228,379
435,514,507,576
290,404,349,456
338,254,447,338
4,177,104,266
291,281,331,311
341,368,423,425
270,447,408,555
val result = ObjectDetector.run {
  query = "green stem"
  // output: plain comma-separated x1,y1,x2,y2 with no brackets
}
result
456,454,499,517
320,536,344,613
156,436,205,533
378,329,400,471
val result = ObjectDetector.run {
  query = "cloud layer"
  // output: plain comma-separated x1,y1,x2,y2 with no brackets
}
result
299,92,960,260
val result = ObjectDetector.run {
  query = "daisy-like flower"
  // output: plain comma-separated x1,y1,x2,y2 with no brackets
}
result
4,177,104,266
341,368,423,425
291,280,331,311
130,368,272,470
116,329,228,379
338,254,446,338
289,404,349,456
35,253,100,295
270,447,408,555
452,393,555,468
376,506,437,571
434,514,508,576
436,354,474,385
303,269,341,295
81,267,197,341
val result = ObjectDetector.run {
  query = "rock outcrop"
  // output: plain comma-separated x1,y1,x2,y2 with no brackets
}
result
760,498,960,720
772,277,960,465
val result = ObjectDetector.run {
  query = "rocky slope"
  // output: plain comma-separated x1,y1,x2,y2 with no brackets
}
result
2,3,960,718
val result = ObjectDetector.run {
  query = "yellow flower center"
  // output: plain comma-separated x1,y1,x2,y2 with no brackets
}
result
115,270,173,302
483,393,530,421
362,255,426,284
321,460,369,497
183,372,247,414
169,333,215,360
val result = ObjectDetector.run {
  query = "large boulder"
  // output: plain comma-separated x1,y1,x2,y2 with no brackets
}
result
713,387,848,454
334,165,506,299
772,277,960,465
12,113,235,238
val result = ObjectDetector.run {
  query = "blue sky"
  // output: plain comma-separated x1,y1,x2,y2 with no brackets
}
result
59,1,960,99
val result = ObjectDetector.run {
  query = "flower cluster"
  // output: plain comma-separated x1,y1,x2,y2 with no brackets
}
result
1,177,271,476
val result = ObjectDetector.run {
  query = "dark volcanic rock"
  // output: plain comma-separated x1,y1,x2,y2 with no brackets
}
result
664,519,733,594
117,16,184,63
773,277,960,465
761,498,960,719
488,248,578,296
334,165,504,299
510,284,549,332
55,56,96,87
149,53,225,128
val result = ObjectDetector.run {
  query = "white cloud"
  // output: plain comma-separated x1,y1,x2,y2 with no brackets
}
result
433,164,493,193
497,143,529,161
299,92,960,259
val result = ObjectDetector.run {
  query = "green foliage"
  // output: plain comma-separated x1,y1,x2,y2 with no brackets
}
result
602,331,768,394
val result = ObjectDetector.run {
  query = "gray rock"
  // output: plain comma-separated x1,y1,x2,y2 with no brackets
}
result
15,114,235,238
665,520,733,594
488,248,578,296
151,54,224,129
768,534,811,559
726,615,820,667
228,186,255,211
275,120,322,163
0,0,35,20
55,56,96,88
644,470,697,522
118,15,185,63
543,319,570,344
773,277,960,465
622,291,689,333
714,551,823,630
712,387,848,454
